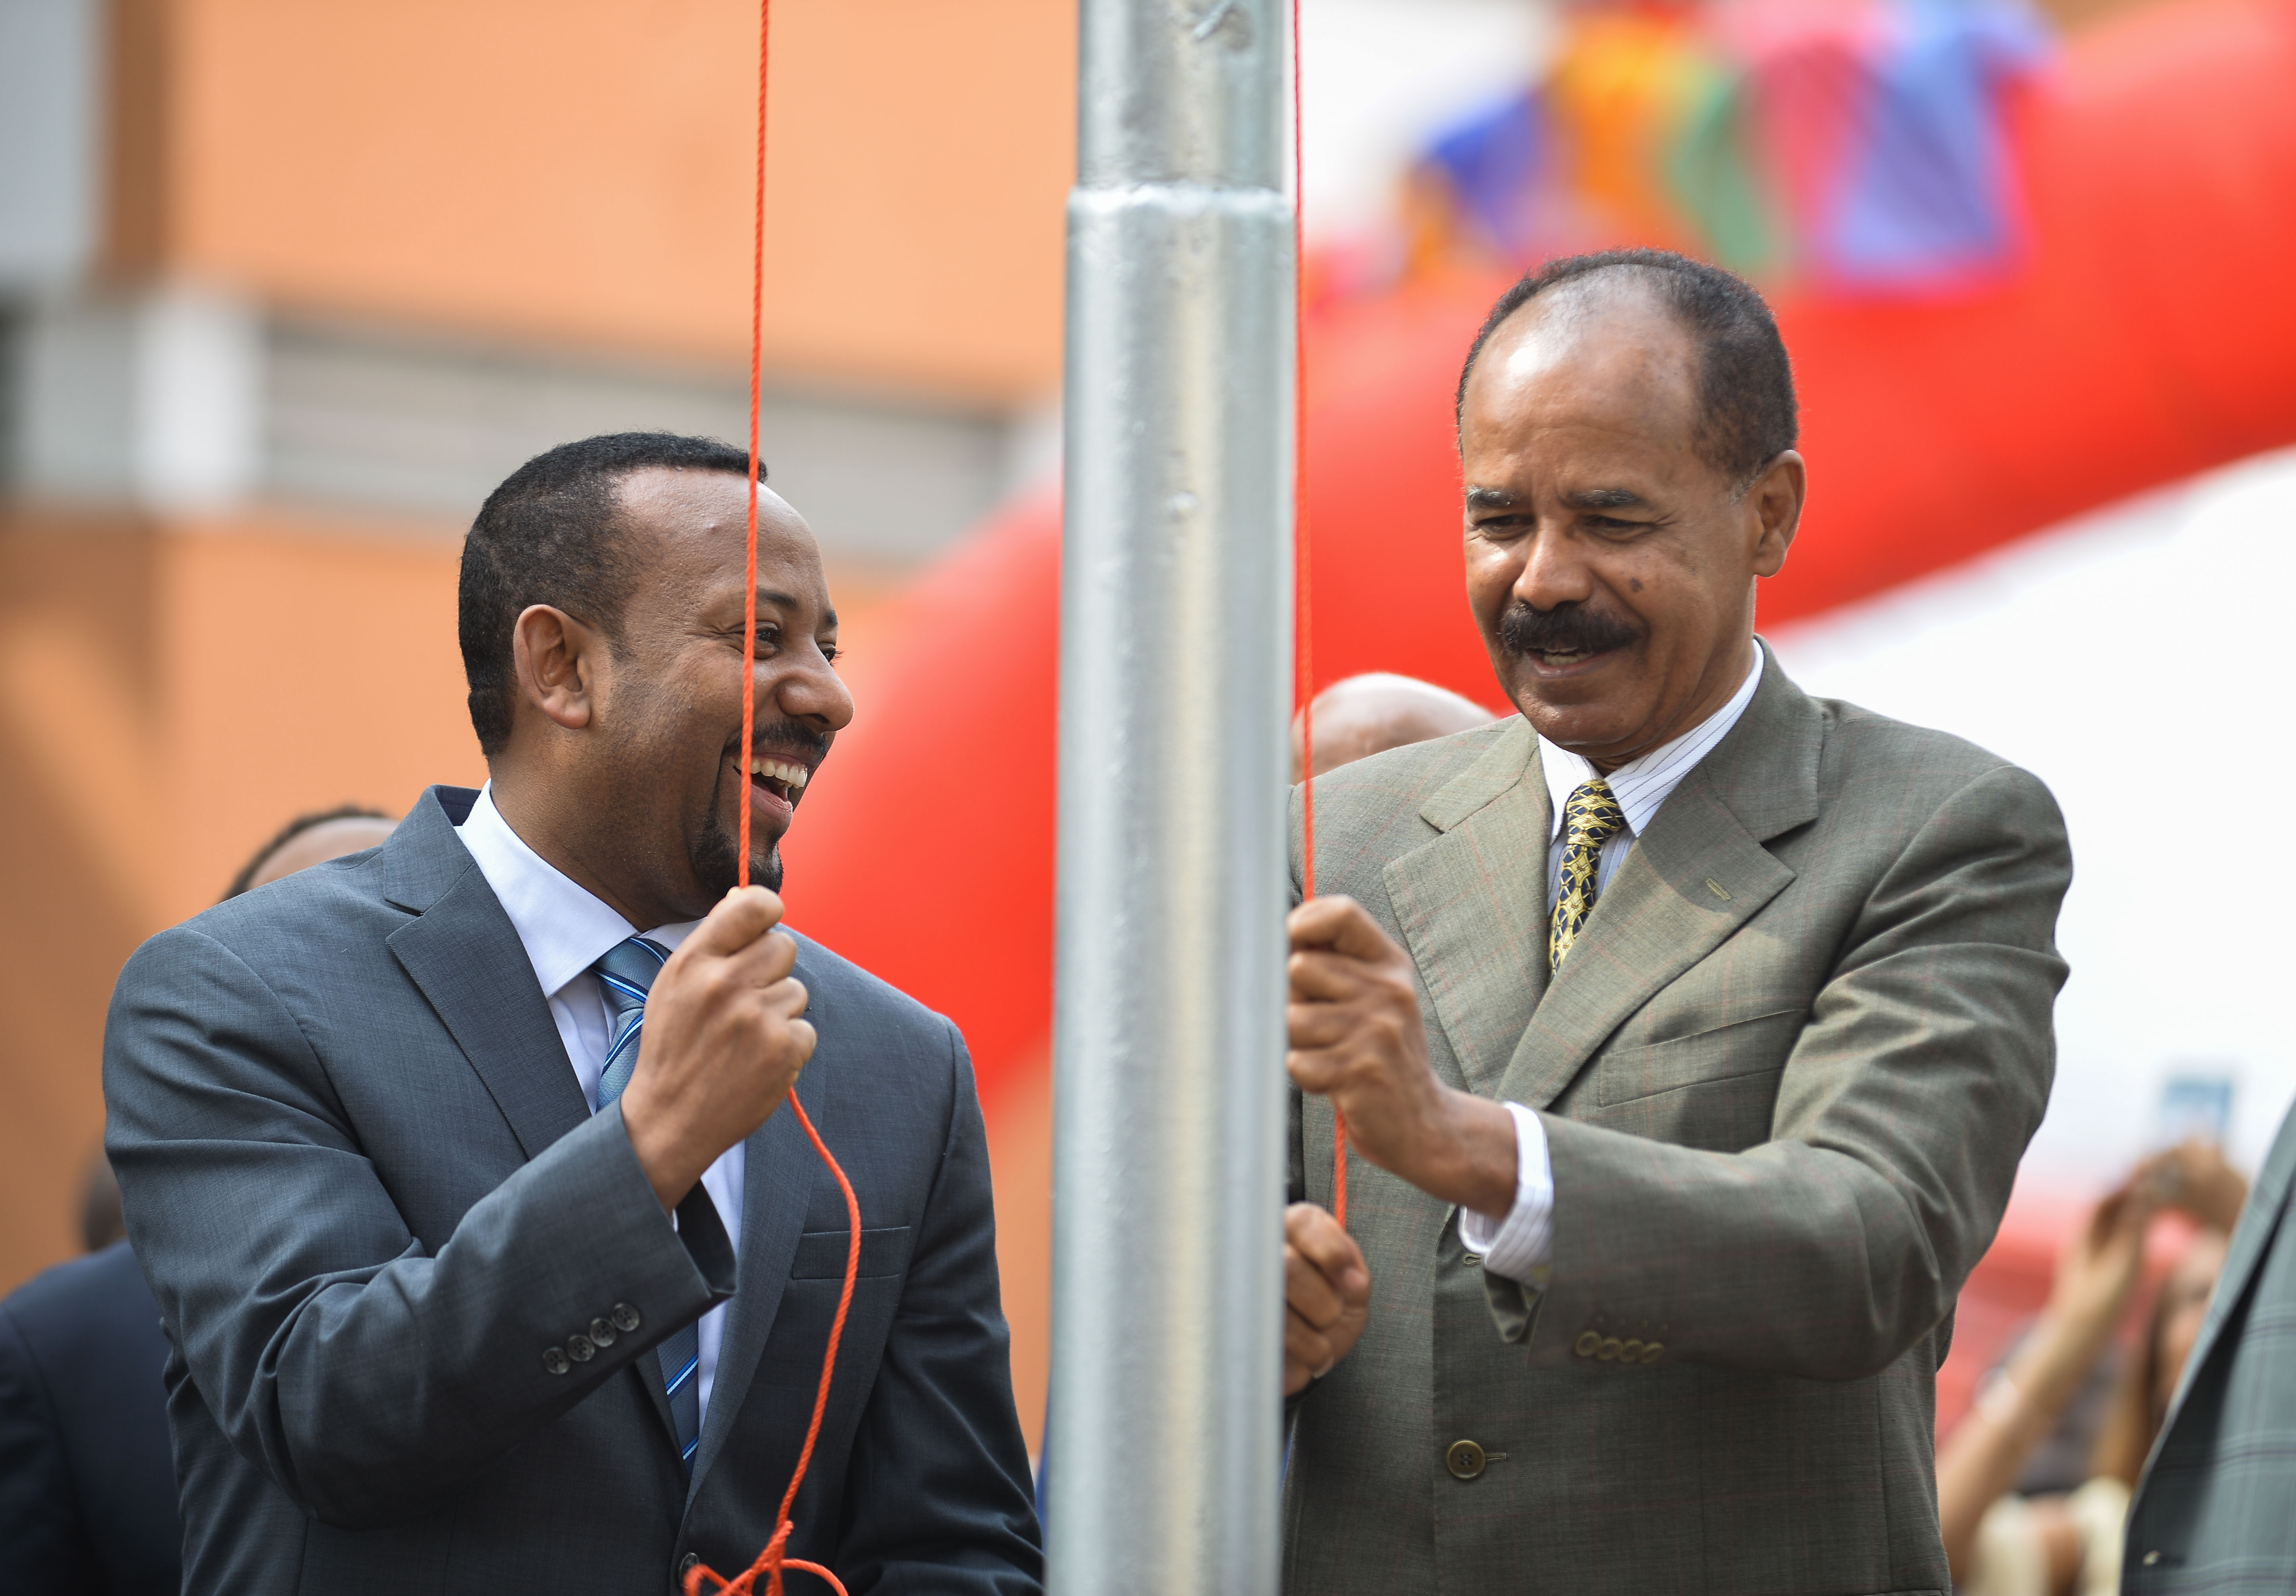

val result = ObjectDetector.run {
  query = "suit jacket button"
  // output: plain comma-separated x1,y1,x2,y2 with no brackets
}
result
542,1347,571,1375
588,1317,618,1348
1619,1338,1644,1363
679,1553,700,1577
566,1333,596,1363
612,1303,642,1333
1641,1341,1664,1363
1597,1337,1623,1362
1444,1439,1487,1480
2143,1551,2161,1567
1573,1331,1601,1358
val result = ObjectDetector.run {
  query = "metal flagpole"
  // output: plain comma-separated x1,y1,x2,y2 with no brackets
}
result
1047,0,1293,1589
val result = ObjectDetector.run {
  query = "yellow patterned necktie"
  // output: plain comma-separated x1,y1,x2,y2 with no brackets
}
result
1549,778,1626,969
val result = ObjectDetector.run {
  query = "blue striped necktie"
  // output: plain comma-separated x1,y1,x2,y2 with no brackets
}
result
592,936,704,1472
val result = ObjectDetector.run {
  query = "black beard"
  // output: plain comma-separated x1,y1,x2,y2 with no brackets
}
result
689,715,826,898
691,817,783,900
1496,600,1641,659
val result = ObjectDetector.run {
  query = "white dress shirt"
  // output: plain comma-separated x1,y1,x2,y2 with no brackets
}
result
455,783,743,1420
1458,642,1766,1288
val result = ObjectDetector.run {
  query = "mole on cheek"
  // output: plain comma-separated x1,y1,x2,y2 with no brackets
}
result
1630,578,1643,592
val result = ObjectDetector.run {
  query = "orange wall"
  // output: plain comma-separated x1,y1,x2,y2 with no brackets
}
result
0,510,481,1289
161,0,1075,398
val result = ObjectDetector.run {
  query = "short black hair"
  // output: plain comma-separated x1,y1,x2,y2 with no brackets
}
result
224,805,394,900
458,432,756,755
1455,248,1797,487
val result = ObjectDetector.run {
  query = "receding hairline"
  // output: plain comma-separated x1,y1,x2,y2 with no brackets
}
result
1459,266,1704,419
608,463,819,555
607,467,838,631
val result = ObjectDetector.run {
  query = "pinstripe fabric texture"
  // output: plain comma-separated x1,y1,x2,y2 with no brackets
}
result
1282,650,2071,1596
592,936,703,1470
2124,1101,2296,1591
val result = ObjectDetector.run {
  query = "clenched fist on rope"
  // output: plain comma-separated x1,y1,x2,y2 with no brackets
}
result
620,885,814,1213
1282,895,1519,1395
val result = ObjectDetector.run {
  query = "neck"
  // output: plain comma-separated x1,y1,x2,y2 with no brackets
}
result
488,767,674,931
1582,636,1758,775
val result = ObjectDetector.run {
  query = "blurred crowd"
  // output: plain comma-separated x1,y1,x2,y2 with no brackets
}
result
1942,1145,2249,1596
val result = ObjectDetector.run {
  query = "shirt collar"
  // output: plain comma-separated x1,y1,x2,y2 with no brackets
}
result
1540,640,1765,842
455,783,701,999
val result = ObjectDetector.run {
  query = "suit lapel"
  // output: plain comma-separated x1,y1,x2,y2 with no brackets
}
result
383,788,590,1160
1383,719,1551,1095
1496,653,1822,1109
686,941,833,1493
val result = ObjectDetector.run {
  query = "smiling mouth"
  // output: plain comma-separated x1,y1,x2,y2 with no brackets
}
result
749,755,813,806
1527,646,1621,671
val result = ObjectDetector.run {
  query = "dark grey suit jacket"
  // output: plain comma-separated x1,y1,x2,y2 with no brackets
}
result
2124,1100,2296,1592
103,786,1040,1595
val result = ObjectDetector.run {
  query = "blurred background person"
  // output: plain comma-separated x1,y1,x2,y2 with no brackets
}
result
2125,1098,2296,1588
1290,672,1496,783
1938,1142,2246,1596
0,806,394,1596
222,806,399,899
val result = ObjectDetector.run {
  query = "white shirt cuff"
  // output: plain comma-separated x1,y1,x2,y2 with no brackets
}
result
1456,1101,1555,1290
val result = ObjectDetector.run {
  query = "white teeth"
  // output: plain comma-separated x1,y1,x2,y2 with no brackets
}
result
748,757,811,790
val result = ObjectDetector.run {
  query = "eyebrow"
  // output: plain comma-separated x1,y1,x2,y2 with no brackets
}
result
1562,486,1645,510
1463,486,1520,510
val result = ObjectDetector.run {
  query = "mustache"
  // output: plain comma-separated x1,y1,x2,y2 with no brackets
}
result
1496,601,1641,657
739,717,832,762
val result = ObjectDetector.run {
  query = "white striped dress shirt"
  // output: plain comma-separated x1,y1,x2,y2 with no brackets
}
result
1460,642,1766,1288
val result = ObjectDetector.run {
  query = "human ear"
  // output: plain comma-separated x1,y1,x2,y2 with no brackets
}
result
510,604,599,732
1748,450,1806,579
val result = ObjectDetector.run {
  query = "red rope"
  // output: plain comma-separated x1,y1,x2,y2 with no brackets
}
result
686,1094,862,1596
1291,0,1344,1229
687,2,860,1590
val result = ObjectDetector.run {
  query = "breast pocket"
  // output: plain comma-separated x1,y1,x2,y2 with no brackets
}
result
790,1225,912,1280
1594,1006,1805,1108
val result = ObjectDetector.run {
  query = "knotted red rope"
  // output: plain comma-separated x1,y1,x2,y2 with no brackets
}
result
1290,0,1344,1229
686,1,861,1589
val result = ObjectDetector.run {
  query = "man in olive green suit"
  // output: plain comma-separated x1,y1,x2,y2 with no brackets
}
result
1278,249,2071,1595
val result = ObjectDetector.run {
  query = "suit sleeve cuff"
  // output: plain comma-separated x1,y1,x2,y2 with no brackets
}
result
1457,1102,1554,1291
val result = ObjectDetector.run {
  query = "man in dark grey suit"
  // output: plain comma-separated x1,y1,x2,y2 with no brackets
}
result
105,433,1040,1594
2124,1099,2296,1590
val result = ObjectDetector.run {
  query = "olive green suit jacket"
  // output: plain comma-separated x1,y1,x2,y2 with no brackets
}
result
1283,651,2071,1596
